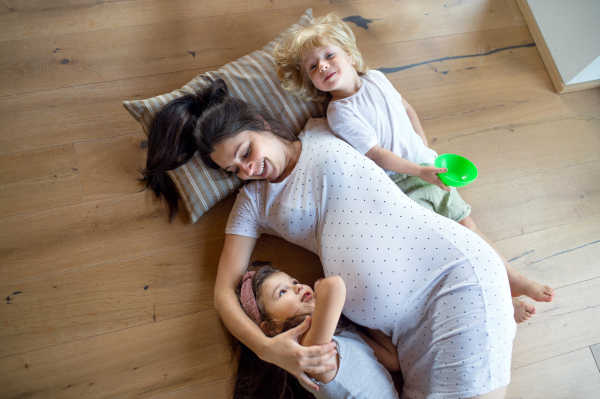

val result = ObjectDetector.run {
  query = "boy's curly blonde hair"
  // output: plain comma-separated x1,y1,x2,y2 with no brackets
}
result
274,13,369,102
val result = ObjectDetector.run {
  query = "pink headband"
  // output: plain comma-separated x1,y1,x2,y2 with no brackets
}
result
240,271,262,326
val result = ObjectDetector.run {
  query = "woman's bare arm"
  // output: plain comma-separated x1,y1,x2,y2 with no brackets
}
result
214,234,337,389
356,328,401,372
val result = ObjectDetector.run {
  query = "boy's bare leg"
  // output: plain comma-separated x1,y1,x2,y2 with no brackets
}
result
458,216,555,321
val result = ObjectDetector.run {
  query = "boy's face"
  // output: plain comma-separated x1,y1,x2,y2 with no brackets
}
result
302,41,361,100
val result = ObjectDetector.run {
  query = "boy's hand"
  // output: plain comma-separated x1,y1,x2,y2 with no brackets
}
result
417,166,451,192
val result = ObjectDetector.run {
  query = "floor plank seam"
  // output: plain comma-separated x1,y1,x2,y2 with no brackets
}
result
0,239,223,288
493,214,600,247
512,344,600,371
0,307,220,361
463,157,600,191
0,131,145,157
0,65,224,100
147,375,234,399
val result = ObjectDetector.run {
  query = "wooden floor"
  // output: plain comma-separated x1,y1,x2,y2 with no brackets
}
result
1,0,599,398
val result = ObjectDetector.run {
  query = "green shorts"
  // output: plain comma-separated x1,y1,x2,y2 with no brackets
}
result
389,164,471,223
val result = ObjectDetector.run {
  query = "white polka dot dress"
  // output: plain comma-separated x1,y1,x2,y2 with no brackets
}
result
226,118,516,399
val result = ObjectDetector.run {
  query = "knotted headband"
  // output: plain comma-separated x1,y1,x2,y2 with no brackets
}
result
240,271,262,326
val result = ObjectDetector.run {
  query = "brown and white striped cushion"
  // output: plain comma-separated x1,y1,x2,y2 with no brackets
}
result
123,8,325,223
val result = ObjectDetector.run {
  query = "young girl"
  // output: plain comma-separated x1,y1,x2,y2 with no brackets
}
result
234,265,400,399
273,13,554,323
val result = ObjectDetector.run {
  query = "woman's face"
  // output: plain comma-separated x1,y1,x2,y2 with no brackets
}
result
211,130,290,182
259,272,315,323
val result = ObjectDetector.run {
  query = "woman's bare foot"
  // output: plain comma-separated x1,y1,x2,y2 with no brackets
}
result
513,298,536,323
510,274,555,303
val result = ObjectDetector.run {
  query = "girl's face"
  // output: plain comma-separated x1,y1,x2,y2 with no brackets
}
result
259,272,315,323
211,130,291,182
302,41,360,100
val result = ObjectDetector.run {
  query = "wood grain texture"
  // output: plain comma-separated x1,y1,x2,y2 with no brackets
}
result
511,276,600,369
429,106,600,187
152,377,234,399
0,0,517,97
0,0,328,42
506,0,526,26
0,242,220,357
462,160,600,242
76,133,147,202
0,190,235,285
412,70,600,140
368,26,543,92
495,216,600,290
507,347,600,399
0,67,215,155
0,311,235,399
0,235,322,357
0,145,81,217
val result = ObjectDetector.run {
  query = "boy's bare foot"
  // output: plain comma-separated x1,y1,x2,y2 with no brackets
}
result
513,298,536,323
510,274,555,303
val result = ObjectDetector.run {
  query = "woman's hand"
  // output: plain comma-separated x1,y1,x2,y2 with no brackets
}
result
417,166,451,192
260,315,338,390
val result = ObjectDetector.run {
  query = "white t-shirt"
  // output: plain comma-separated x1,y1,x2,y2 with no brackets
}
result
327,70,438,176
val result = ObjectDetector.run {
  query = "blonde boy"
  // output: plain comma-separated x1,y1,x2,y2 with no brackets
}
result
274,13,554,322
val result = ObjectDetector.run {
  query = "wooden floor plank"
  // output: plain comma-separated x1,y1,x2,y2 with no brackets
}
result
0,145,81,217
511,277,600,369
412,70,600,140
0,67,215,155
152,378,234,399
0,242,217,357
506,0,526,26
76,133,147,202
0,311,235,399
0,190,234,285
462,160,600,242
495,216,600,290
429,106,600,187
0,26,542,156
0,0,517,96
0,0,327,42
507,348,600,399
368,25,543,92
0,234,322,357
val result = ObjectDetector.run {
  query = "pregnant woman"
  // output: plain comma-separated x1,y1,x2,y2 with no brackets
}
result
143,79,516,399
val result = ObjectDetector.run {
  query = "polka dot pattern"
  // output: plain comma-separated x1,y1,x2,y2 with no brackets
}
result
226,119,516,398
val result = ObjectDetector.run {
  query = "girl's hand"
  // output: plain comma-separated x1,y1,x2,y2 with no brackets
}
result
417,166,451,192
262,316,337,390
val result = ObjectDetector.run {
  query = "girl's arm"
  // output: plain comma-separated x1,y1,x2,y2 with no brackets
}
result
299,276,347,383
356,328,401,372
401,97,428,147
214,234,337,390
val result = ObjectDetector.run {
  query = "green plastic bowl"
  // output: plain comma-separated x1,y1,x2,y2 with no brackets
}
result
434,154,478,187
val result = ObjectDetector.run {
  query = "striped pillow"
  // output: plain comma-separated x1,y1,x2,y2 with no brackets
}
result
123,8,326,223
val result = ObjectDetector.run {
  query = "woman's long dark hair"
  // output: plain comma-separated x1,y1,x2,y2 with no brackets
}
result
141,79,298,221
232,264,355,399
